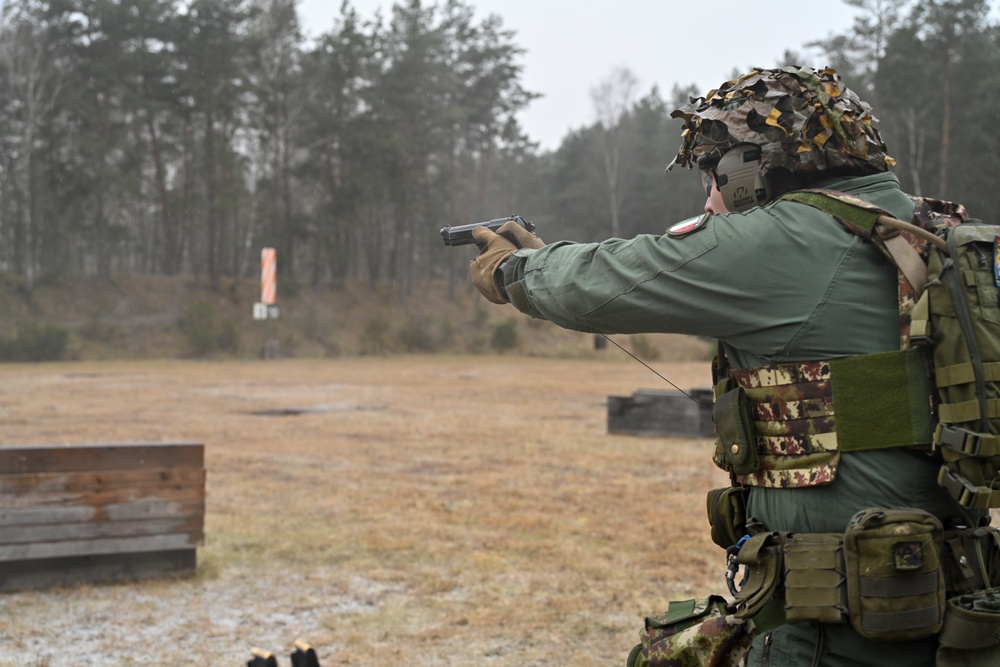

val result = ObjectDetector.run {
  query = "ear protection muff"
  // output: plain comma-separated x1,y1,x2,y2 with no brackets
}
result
714,144,772,212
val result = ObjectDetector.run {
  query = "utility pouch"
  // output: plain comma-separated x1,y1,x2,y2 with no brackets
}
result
942,525,1000,595
843,508,945,641
783,532,847,624
706,486,748,550
731,531,784,620
936,589,1000,666
625,595,754,667
713,382,759,476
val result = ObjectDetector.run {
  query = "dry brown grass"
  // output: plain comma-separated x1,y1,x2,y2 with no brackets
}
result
0,352,729,666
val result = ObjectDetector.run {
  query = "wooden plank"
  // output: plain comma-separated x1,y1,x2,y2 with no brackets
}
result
0,532,204,561
0,442,207,585
0,468,205,495
0,442,203,474
0,480,204,509
0,500,205,528
0,549,197,592
1,515,203,545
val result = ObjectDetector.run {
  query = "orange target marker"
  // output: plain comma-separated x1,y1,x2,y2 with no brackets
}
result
261,247,277,305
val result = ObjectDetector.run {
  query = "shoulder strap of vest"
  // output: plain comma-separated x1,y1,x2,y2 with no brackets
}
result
780,189,947,296
780,189,945,347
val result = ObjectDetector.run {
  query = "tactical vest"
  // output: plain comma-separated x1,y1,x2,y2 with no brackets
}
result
712,190,1000,509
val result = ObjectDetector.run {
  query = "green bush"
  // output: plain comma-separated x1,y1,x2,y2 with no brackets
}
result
396,316,438,353
0,323,70,362
178,302,241,357
359,318,390,355
78,316,121,343
436,317,455,349
490,319,520,352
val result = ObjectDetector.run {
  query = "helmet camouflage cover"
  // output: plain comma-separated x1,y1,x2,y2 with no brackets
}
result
669,66,894,175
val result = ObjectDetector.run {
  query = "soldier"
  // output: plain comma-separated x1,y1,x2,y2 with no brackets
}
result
466,66,1000,666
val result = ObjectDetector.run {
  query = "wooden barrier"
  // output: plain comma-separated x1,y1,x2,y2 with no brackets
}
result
0,442,205,591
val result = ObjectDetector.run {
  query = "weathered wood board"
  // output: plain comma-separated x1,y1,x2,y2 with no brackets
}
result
0,442,205,591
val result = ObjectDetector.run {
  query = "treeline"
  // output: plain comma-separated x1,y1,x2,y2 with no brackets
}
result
0,0,997,294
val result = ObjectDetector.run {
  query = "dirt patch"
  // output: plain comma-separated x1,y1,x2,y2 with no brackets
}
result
0,354,728,666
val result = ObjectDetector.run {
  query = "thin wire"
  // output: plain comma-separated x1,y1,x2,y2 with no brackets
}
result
601,334,715,414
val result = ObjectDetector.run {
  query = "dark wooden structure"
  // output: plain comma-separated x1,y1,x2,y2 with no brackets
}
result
608,388,715,438
0,442,205,591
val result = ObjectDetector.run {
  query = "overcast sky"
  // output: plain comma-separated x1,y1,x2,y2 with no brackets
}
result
296,0,866,150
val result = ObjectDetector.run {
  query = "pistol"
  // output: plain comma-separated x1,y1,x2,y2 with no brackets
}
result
440,215,535,247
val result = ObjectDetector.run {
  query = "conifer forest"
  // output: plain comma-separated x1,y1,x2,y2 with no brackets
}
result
0,0,996,293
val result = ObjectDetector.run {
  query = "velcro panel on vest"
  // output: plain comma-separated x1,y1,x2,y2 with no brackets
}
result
830,348,934,451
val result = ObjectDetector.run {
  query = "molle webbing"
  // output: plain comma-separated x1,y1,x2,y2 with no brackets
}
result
727,349,934,488
728,360,839,488
917,224,1000,509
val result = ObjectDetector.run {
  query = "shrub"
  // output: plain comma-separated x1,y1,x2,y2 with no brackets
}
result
490,319,520,352
396,316,437,353
0,323,70,362
178,302,241,357
630,334,661,362
359,318,390,355
78,316,121,343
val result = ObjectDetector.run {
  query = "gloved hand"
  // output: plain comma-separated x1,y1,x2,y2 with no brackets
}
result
469,220,544,304
495,219,544,250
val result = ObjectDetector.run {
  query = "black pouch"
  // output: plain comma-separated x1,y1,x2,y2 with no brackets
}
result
713,382,759,476
843,508,945,641
706,486,748,550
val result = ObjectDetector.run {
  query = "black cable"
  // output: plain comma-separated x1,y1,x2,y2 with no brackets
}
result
601,334,715,414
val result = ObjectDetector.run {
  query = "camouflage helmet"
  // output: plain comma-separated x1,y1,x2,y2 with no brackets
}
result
668,66,894,175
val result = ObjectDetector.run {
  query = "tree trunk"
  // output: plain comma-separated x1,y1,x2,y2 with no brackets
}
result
205,109,219,288
938,44,952,196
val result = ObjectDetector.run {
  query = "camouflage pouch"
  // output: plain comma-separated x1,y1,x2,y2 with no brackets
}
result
843,508,945,641
626,595,754,667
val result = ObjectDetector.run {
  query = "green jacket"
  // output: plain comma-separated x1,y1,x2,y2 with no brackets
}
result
504,171,970,533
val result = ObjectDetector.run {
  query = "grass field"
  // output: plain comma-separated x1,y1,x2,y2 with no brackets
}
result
0,354,728,666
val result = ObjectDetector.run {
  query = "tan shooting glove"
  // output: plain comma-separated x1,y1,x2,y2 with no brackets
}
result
469,221,544,304
496,219,544,251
